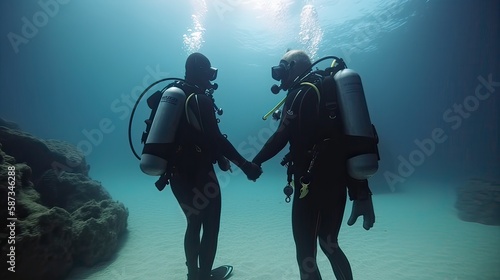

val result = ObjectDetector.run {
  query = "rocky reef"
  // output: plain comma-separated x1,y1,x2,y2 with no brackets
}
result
0,119,129,280
455,178,500,226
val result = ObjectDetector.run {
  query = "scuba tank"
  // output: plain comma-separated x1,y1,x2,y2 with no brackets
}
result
129,78,225,178
140,86,186,176
127,68,226,191
264,55,380,202
334,68,378,180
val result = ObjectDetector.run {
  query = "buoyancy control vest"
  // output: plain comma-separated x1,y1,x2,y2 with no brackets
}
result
287,58,380,180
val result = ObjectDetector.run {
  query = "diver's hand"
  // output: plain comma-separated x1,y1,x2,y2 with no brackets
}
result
241,161,262,181
347,196,375,230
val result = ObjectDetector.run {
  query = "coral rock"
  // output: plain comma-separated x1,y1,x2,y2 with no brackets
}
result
0,126,89,182
0,126,129,280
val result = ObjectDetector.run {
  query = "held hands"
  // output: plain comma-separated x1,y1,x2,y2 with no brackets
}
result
347,195,375,230
241,161,262,181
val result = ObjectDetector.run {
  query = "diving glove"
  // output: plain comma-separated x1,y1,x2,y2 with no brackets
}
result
347,195,375,230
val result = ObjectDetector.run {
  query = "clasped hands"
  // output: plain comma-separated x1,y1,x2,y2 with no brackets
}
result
241,160,262,181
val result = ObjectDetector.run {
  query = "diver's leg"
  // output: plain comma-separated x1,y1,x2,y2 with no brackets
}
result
321,243,352,280
198,167,222,280
171,173,203,279
318,180,353,280
292,177,322,280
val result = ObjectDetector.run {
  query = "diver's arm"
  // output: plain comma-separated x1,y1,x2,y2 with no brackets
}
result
252,99,292,166
219,137,248,167
196,94,248,167
346,177,372,201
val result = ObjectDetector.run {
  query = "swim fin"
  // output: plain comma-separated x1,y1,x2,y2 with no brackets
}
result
210,265,233,279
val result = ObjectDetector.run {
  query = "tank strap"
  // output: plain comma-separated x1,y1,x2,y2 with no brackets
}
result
185,93,195,125
185,93,203,132
321,75,339,120
299,81,321,103
293,81,321,133
183,93,205,154
298,76,340,139
299,78,338,120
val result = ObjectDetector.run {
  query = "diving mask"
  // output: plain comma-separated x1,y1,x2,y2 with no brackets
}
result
207,67,218,81
271,60,294,81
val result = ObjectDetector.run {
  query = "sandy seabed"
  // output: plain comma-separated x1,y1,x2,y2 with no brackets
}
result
67,174,500,280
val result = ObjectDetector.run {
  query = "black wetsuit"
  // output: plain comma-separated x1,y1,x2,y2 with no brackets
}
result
169,83,247,280
253,80,371,280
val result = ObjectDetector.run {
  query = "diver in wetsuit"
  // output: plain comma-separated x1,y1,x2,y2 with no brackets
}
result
171,53,262,280
252,50,375,280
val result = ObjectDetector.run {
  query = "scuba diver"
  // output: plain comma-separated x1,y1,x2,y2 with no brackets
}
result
138,52,262,280
252,50,376,280
173,53,262,280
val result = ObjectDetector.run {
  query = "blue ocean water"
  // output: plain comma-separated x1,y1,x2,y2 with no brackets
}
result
1,0,499,279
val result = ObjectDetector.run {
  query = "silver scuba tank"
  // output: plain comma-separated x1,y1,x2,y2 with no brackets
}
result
334,69,378,179
140,86,186,176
